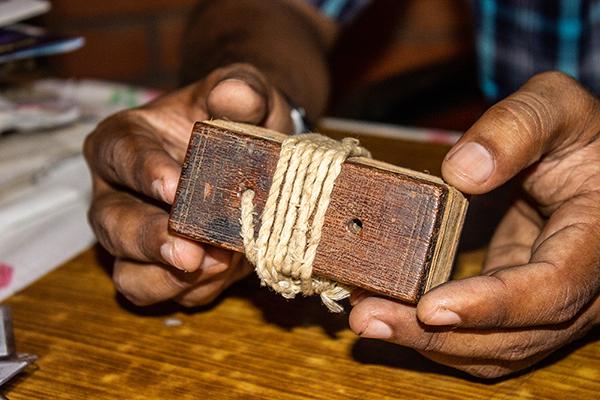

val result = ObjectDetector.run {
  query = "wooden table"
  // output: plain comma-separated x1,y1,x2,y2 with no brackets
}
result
3,132,600,399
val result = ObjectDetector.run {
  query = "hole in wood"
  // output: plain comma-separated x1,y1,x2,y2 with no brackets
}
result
347,218,363,235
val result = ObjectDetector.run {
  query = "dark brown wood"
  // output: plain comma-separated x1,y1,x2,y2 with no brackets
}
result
169,121,464,302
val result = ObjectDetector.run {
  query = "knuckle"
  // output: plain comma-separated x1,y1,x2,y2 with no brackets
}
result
531,70,576,88
549,286,587,324
421,333,448,353
135,220,152,262
91,110,136,168
553,305,580,324
107,134,138,177
84,111,129,165
528,71,598,134
113,265,174,307
138,149,167,188
88,199,119,255
498,93,553,144
112,266,150,306
102,120,149,181
177,278,228,308
137,213,165,261
498,342,534,361
161,268,192,291
494,334,547,361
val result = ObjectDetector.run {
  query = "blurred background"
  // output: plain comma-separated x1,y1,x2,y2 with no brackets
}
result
39,0,485,129
0,0,493,302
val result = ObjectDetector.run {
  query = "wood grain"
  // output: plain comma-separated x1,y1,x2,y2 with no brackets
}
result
169,121,466,302
3,135,599,399
3,248,600,400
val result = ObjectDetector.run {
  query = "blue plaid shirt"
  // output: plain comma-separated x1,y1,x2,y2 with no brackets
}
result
307,0,600,101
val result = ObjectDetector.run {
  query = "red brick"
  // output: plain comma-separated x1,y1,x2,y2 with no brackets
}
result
157,15,187,76
50,24,151,81
49,0,197,19
399,0,471,38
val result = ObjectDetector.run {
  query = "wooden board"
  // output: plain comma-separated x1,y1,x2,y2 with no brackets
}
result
169,120,467,302
6,247,600,399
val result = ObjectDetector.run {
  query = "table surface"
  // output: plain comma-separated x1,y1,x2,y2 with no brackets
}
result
3,131,600,399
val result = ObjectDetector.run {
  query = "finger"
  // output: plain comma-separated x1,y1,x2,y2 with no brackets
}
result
481,199,543,273
349,288,372,306
176,253,252,307
113,248,234,306
350,296,595,362
264,87,294,133
417,200,600,328
85,120,181,204
418,350,551,379
442,71,600,194
207,78,268,124
89,184,205,272
205,63,294,133
113,259,202,306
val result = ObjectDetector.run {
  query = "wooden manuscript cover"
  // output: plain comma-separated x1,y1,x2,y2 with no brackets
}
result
169,120,468,303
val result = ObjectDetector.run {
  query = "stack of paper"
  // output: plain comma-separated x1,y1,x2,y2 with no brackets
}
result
0,0,50,26
0,79,159,301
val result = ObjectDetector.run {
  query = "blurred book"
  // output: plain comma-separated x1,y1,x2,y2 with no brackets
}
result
0,0,50,27
0,24,84,64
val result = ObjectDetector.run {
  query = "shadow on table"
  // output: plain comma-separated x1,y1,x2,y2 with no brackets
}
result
351,326,600,382
95,243,600,381
235,275,349,338
93,244,349,337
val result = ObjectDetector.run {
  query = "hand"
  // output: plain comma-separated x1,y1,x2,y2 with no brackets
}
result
85,63,294,307
349,71,600,378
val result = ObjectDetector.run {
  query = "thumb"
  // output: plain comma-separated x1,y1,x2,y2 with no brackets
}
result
441,71,599,195
207,77,268,125
204,63,294,133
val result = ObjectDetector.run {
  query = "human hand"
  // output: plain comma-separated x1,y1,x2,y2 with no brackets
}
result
85,63,295,306
349,71,600,378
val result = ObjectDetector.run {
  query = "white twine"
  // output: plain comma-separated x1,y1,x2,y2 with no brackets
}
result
240,134,370,312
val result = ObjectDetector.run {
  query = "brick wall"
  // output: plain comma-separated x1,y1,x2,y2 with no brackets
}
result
332,0,473,94
44,0,196,89
43,0,471,91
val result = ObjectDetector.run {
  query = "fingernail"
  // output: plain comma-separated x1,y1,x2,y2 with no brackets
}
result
160,241,187,271
201,252,220,270
446,142,494,184
361,319,393,339
422,309,462,326
152,178,176,204
220,71,268,99
206,78,268,123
